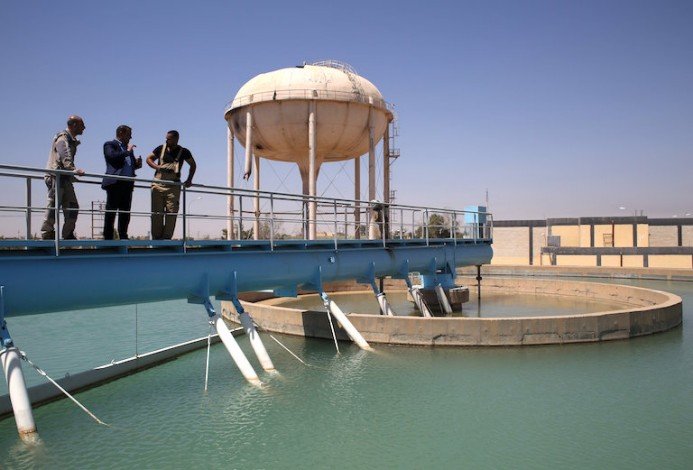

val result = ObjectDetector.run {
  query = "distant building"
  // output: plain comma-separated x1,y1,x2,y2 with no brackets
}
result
492,216,693,269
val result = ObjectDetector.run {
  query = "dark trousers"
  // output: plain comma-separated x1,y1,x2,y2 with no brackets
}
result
104,181,134,239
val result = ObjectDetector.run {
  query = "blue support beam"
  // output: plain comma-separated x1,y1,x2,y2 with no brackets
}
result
0,240,492,317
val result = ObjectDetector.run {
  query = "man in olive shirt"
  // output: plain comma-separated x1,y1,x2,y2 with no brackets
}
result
41,115,86,240
146,130,196,239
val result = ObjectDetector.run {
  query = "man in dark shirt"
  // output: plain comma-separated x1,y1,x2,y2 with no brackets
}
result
146,130,196,239
102,125,142,240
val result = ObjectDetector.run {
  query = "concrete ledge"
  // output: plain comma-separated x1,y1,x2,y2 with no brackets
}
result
460,265,693,282
225,278,682,347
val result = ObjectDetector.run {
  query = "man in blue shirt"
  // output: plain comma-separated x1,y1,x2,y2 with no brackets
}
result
102,125,142,240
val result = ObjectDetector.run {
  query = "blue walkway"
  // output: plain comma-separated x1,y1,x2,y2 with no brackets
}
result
0,238,492,316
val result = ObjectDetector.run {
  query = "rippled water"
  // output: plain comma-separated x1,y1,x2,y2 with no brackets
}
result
278,290,630,317
1,278,692,468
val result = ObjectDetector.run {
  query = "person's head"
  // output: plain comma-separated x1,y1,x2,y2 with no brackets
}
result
116,125,132,144
67,115,85,136
165,130,179,148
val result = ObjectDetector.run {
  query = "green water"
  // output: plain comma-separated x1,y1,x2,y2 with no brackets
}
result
1,278,692,468
279,291,630,317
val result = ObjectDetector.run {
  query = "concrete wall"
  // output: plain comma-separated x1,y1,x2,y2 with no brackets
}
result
650,226,678,247
594,225,612,247
684,226,693,247
225,277,682,347
637,224,649,247
492,217,692,269
579,225,591,247
614,224,633,247
491,226,529,265
556,255,597,266
551,225,580,247
649,255,692,269
532,226,545,265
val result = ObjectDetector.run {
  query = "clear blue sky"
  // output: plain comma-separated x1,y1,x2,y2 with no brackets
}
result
1,0,691,222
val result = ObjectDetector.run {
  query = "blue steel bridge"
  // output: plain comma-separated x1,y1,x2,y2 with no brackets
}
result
0,164,493,317
0,164,492,437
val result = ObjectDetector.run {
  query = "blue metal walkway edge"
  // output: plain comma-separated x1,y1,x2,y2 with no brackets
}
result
0,239,492,317
0,238,492,257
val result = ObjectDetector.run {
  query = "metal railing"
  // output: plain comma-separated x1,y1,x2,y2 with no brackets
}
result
0,164,493,253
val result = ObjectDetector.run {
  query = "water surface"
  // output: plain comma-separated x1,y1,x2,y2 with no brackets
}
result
1,278,691,469
278,290,630,317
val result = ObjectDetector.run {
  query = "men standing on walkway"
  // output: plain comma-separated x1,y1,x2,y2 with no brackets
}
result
146,130,197,239
41,115,86,240
102,125,142,240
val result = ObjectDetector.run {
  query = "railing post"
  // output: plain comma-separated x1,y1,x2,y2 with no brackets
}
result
450,211,457,245
382,209,386,247
269,193,275,251
238,195,244,239
25,177,31,240
411,210,415,240
333,200,338,250
424,209,430,246
54,172,60,255
182,184,187,250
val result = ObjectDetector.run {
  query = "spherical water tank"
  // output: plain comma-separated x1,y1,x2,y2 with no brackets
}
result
224,62,392,166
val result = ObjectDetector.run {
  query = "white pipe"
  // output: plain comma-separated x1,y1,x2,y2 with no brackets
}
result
212,315,260,385
1,347,37,440
325,298,372,350
253,154,260,240
376,293,395,316
308,100,317,240
227,127,234,240
435,284,453,315
238,312,275,371
410,288,432,317
244,110,253,179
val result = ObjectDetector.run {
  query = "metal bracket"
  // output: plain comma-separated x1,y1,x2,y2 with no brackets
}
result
446,259,457,281
216,271,246,315
188,274,216,317
301,266,324,293
356,261,379,291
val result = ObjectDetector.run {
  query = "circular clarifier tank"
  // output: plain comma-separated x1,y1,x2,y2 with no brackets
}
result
222,277,682,346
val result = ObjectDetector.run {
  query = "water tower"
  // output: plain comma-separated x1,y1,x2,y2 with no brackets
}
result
224,61,393,240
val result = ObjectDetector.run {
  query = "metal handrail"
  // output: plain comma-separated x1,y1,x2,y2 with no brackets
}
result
0,164,493,217
0,164,493,253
